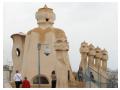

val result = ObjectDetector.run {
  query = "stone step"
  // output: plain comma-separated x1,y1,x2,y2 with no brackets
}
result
10,81,85,88
10,82,50,88
68,80,85,88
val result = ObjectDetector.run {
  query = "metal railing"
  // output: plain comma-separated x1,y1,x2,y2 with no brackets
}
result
77,65,118,88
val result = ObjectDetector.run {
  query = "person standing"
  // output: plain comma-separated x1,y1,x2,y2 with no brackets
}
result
90,72,95,82
13,70,22,88
51,71,57,88
78,67,83,81
22,77,31,88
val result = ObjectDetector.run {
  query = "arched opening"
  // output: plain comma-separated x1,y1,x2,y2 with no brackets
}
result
33,75,49,84
16,48,20,56
46,18,49,22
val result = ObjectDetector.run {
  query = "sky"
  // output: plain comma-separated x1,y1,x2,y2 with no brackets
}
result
3,2,118,71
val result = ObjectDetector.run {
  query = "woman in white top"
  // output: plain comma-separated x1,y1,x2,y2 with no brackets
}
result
13,70,22,88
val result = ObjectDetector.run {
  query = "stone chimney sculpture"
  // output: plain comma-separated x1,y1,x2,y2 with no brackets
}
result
88,44,96,67
80,41,89,75
11,5,74,87
79,41,108,87
101,49,108,71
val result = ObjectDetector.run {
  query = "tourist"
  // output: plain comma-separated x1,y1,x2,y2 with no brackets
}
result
78,67,83,81
51,71,57,88
13,70,22,88
90,72,95,82
22,77,31,88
